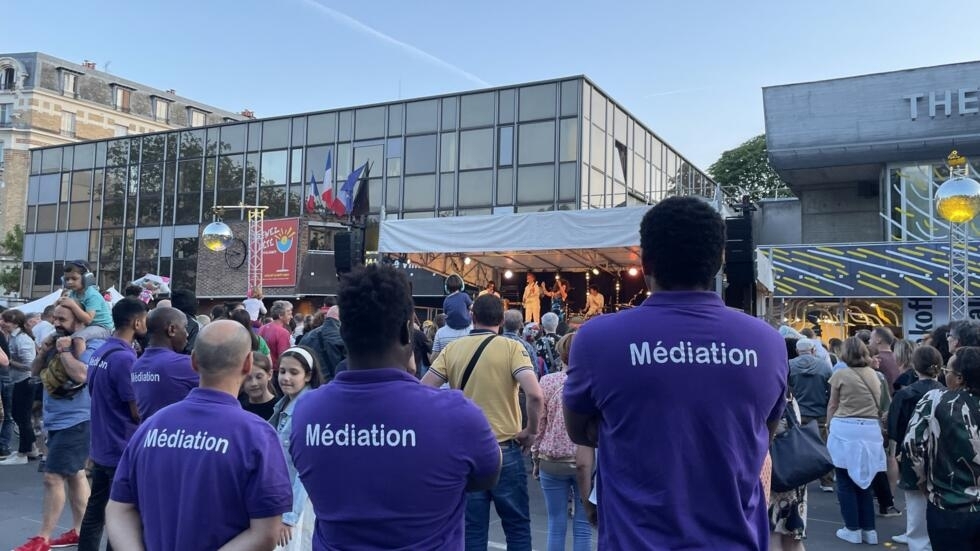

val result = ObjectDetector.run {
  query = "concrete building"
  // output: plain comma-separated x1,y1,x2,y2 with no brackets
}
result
760,60,980,339
0,52,242,294
23,76,716,305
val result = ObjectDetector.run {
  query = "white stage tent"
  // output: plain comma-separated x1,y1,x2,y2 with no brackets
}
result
378,206,653,282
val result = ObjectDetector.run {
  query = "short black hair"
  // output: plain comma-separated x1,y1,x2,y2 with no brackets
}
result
112,298,148,328
951,320,980,347
227,309,260,351
338,265,414,359
953,346,980,391
170,288,197,317
447,274,463,293
640,197,724,290
123,284,144,298
472,294,504,327
210,305,227,320
588,284,599,292
930,324,953,364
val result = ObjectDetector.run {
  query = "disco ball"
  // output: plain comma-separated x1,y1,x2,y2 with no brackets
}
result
936,176,980,224
202,221,234,251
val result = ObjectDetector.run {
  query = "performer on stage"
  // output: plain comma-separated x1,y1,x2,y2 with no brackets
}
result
585,284,605,317
478,281,500,298
542,277,569,323
523,273,541,323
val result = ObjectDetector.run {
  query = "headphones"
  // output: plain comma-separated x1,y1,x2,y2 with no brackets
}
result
61,260,97,289
444,273,464,295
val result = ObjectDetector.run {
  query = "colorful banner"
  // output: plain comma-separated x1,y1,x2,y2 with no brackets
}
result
262,218,299,288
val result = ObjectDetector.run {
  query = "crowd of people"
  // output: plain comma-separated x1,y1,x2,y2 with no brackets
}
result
0,195,977,550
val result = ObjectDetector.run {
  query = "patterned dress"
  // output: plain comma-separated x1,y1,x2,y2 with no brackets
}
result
903,388,980,512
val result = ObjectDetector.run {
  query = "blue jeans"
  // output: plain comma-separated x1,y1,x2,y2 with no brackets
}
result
466,442,531,551
0,374,12,451
539,467,593,551
836,467,875,531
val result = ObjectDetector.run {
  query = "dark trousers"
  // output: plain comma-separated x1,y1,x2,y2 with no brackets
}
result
78,462,115,551
927,503,980,551
835,467,875,531
871,470,894,511
11,379,35,453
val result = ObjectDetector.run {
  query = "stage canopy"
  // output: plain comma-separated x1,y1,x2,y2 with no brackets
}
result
378,206,655,282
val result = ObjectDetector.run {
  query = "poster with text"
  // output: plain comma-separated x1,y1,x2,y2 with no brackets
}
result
262,218,299,288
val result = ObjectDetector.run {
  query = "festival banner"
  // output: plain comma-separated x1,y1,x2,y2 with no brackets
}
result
262,218,299,288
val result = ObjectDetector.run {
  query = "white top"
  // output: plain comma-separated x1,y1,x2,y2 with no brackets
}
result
33,320,56,346
243,298,267,321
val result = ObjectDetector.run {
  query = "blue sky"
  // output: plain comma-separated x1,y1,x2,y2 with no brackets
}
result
6,0,980,169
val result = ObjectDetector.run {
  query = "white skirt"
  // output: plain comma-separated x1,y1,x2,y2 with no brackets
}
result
827,417,886,489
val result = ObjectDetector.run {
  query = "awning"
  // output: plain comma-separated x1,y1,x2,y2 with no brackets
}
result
378,207,652,280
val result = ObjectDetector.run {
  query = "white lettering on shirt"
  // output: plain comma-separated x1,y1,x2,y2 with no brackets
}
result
131,372,160,383
630,341,759,367
305,423,417,448
143,428,229,454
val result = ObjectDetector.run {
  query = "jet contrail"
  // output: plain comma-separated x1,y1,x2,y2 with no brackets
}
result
299,0,490,87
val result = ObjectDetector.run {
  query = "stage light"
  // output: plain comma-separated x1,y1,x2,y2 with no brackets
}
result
627,267,639,277
555,274,560,280
592,268,600,275
463,256,472,265
504,270,513,279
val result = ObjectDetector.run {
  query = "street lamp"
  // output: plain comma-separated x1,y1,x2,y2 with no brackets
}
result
935,151,980,321
202,204,269,296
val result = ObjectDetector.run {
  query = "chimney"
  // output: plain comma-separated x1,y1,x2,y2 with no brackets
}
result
240,109,255,119
82,60,97,70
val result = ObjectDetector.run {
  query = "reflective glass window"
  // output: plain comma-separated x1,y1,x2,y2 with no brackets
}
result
71,170,92,202
338,111,353,141
613,108,628,143
142,135,165,164
206,127,219,155
31,151,42,175
262,119,290,150
291,149,303,183
139,163,163,226
441,97,457,131
307,113,337,145
498,89,515,124
405,134,437,174
497,168,513,205
291,117,306,146
180,129,205,158
261,150,288,187
440,133,456,173
559,162,577,201
458,170,492,208
217,154,245,207
560,80,579,117
385,179,401,211
559,119,578,163
439,174,454,209
38,174,60,204
221,124,246,153
518,165,555,203
75,143,96,170
406,100,438,133
519,83,556,121
304,146,333,187
106,140,128,167
591,88,606,128
518,122,555,165
355,107,386,140
460,93,494,128
96,141,108,168
498,127,513,166
403,175,436,211
337,143,351,181
41,148,62,173
388,104,403,135
354,144,384,178
459,129,493,170
590,125,605,170
247,122,261,151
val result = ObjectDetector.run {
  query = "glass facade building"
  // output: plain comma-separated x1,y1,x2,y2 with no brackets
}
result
23,76,715,299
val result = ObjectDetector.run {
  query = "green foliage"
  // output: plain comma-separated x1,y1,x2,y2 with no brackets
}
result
708,135,793,203
0,224,23,294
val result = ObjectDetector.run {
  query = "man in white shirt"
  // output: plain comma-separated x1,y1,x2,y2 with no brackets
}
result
30,306,57,347
585,285,605,317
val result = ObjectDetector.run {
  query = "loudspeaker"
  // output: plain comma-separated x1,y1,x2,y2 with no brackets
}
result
333,231,364,274
725,217,753,264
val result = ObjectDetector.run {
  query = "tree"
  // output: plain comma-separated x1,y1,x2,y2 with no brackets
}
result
708,134,793,203
0,225,24,294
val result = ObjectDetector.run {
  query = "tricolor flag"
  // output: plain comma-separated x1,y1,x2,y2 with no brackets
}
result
305,174,320,214
320,150,333,203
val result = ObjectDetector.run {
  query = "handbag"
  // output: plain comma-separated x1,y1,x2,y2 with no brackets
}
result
770,405,834,493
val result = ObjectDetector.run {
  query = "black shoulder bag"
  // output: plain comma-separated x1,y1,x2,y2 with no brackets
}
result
459,335,496,392
770,403,834,493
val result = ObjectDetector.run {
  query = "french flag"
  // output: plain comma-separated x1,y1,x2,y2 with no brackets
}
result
305,174,320,214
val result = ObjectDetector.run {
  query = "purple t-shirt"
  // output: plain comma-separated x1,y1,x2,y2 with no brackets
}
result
111,388,292,551
289,368,500,550
564,291,787,550
131,347,199,420
87,337,138,467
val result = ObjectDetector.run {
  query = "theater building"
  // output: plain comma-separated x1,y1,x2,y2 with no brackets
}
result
759,60,980,339
22,76,716,303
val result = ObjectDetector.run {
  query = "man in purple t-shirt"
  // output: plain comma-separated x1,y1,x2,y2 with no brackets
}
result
131,307,198,419
564,197,788,550
106,320,291,551
78,298,147,551
290,265,502,550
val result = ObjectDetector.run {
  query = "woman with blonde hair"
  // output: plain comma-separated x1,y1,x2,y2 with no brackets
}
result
826,337,888,545
891,339,917,392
